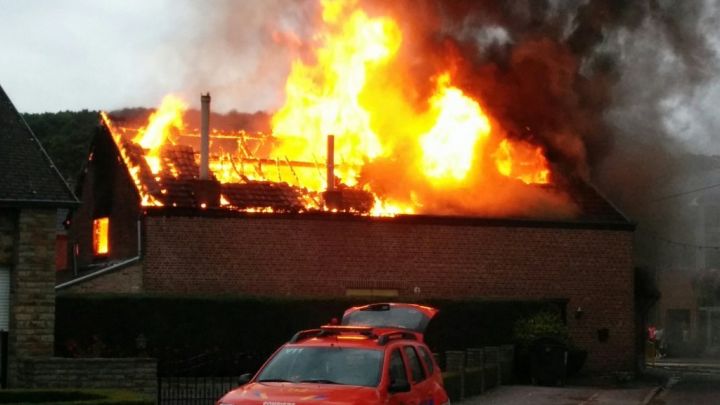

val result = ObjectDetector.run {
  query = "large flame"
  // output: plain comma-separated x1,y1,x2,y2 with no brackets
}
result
101,0,560,217
419,73,491,184
271,0,401,190
133,95,187,174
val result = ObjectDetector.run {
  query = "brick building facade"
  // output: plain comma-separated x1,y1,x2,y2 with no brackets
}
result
61,115,638,374
64,208,636,372
148,213,635,372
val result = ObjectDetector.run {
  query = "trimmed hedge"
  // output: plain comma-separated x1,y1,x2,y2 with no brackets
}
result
55,294,562,375
0,389,152,405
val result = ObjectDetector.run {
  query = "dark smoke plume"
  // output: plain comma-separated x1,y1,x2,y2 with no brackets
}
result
172,0,720,241
359,0,720,227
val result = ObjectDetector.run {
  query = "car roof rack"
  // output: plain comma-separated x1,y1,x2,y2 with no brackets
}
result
289,325,376,343
289,329,324,343
357,303,392,311
377,330,418,345
320,325,375,335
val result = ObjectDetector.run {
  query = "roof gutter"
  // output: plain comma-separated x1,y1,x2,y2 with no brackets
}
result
55,256,141,291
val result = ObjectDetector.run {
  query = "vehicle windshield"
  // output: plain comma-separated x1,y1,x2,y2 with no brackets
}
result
256,347,383,388
344,306,428,332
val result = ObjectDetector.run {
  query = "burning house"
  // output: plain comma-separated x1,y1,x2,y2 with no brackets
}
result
59,0,635,373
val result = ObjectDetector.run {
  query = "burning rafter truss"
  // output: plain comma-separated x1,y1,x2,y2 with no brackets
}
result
101,112,373,213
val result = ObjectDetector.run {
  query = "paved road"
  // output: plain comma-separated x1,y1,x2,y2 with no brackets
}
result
645,359,720,405
649,378,720,405
457,385,656,405
456,358,720,405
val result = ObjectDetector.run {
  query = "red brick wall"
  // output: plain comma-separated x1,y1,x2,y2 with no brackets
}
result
59,263,143,294
143,214,635,372
55,235,67,271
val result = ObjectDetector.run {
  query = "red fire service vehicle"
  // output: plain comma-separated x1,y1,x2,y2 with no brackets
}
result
216,303,450,405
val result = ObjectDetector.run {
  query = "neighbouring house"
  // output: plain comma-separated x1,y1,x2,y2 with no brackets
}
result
0,84,78,387
1,86,156,395
59,100,638,374
648,183,720,357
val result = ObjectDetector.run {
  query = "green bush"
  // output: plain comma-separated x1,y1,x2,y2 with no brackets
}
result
513,311,569,347
512,310,570,383
0,389,152,405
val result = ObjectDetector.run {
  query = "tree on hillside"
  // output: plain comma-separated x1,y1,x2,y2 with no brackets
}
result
22,110,99,187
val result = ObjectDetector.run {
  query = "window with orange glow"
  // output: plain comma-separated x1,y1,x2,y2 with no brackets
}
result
93,217,109,255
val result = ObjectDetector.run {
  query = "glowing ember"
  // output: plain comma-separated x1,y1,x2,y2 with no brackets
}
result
494,139,550,185
92,217,109,255
101,112,164,206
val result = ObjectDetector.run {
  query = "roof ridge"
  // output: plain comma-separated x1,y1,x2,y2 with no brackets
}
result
0,84,79,206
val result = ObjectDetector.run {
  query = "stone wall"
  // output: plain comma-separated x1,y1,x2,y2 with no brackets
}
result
140,213,636,373
15,357,156,398
8,208,57,386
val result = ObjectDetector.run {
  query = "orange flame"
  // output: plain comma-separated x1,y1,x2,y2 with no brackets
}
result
419,73,491,185
101,0,558,217
271,0,401,190
133,95,187,174
92,217,109,255
101,112,164,206
494,139,550,185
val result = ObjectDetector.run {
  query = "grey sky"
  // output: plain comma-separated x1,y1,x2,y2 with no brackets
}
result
0,0,718,158
0,0,313,113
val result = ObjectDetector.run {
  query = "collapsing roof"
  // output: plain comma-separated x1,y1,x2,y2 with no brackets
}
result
100,122,315,212
0,84,78,207
85,112,628,224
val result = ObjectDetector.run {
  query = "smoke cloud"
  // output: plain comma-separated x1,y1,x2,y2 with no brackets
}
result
351,0,720,222
168,0,720,223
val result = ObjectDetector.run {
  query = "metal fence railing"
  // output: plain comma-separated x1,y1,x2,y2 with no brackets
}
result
440,345,516,402
158,375,239,405
157,350,260,405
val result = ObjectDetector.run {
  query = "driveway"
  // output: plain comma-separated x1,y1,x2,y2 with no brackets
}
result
457,385,658,405
462,357,720,405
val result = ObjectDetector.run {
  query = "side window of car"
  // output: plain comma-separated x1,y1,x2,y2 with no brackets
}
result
418,346,435,375
403,346,427,383
389,349,409,387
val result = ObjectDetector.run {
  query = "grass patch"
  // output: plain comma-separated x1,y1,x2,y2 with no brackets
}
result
0,389,152,405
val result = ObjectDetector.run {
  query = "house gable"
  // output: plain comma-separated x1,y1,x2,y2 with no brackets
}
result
0,85,78,208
